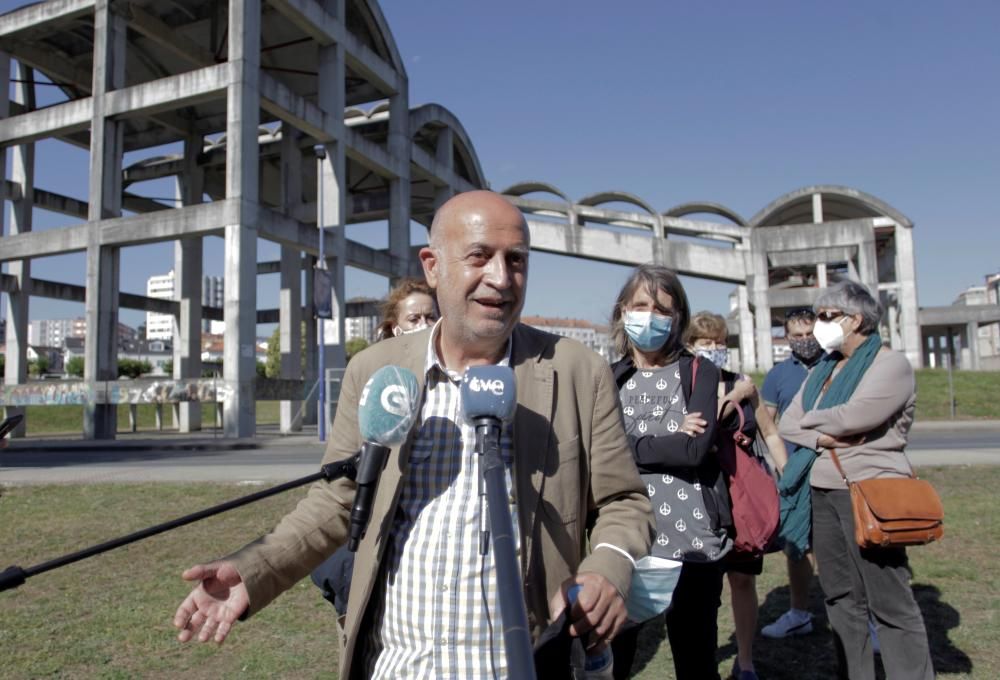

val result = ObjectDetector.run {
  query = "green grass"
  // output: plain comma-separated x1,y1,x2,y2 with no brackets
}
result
5,401,282,436
0,466,996,678
745,369,1000,421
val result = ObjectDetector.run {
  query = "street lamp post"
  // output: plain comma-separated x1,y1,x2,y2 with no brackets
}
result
315,145,327,442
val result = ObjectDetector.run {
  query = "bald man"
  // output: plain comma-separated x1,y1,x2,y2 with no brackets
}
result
172,191,653,679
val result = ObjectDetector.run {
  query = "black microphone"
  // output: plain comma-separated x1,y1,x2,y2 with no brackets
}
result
460,366,517,555
348,365,420,552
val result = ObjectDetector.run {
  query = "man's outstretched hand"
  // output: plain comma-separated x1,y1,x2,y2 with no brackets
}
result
173,561,249,644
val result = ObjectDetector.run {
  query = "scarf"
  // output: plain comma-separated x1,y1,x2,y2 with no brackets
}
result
778,334,882,559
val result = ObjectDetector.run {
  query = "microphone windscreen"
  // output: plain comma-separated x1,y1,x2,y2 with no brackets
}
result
357,365,420,446
460,365,517,422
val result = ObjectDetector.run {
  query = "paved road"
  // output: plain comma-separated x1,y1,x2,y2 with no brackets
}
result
1,423,997,485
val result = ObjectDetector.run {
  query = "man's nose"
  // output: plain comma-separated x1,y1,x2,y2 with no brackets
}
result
482,253,511,289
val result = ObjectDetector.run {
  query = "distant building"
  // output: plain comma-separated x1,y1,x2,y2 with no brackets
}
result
146,271,225,340
955,274,1000,365
28,318,136,350
345,296,381,344
120,339,173,375
521,315,613,360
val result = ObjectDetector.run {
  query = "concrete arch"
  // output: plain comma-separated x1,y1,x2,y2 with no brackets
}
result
409,103,487,188
501,181,571,204
749,185,912,228
663,202,746,227
577,190,657,217
349,0,407,77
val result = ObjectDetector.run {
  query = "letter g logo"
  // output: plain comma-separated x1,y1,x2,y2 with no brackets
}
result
380,384,409,417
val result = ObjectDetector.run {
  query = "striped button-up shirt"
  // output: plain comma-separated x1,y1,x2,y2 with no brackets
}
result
364,324,519,679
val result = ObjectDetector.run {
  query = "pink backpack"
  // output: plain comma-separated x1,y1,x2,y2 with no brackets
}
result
715,397,780,558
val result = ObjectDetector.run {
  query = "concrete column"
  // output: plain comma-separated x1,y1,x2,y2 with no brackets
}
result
222,0,261,437
748,236,773,371
173,135,205,432
388,85,411,283
737,284,756,373
894,224,921,367
316,6,347,371
279,127,303,432
83,1,126,439
811,194,828,288
2,59,33,438
966,321,980,371
856,223,879,291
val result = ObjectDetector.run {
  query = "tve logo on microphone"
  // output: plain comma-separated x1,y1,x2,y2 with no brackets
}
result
468,376,505,396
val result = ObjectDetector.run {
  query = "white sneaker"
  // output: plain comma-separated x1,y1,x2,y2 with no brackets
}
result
761,609,813,638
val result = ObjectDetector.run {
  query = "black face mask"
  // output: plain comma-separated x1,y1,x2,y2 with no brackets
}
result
789,336,822,363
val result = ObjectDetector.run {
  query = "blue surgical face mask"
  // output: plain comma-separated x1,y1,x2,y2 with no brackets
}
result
695,347,729,369
624,310,673,352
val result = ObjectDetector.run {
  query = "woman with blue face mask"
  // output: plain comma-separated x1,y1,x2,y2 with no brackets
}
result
607,265,729,680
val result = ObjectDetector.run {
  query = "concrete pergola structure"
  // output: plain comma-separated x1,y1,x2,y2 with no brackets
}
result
503,183,920,372
919,305,1000,371
0,0,485,439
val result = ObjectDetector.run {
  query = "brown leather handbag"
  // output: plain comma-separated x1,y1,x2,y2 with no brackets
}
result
829,449,944,549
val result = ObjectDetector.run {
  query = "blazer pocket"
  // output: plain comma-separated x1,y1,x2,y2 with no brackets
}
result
541,436,581,525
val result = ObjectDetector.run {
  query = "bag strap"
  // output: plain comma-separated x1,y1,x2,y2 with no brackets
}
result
828,448,851,485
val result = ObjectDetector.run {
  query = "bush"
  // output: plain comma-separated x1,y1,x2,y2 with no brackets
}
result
117,358,152,379
65,356,85,377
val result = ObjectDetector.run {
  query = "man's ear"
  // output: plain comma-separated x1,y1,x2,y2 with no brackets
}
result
419,246,439,288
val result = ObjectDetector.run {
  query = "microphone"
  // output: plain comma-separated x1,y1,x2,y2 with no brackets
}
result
460,366,517,554
348,365,420,551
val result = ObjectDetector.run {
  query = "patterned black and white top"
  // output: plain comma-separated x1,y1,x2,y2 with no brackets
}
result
619,361,729,562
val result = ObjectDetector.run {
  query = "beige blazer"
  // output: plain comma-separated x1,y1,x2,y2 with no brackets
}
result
229,323,653,679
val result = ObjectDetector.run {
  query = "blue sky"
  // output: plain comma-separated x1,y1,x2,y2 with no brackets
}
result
3,0,999,331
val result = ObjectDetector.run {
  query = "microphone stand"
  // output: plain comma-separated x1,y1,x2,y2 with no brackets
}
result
0,457,360,593
474,418,536,680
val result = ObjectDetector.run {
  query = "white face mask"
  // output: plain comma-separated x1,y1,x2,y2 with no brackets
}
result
392,321,430,337
813,318,847,353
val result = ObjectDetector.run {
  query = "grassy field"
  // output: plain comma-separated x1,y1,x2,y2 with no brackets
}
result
0,466,995,678
744,369,999,421
3,368,998,439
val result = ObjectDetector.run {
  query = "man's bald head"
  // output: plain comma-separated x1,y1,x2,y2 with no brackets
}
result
428,190,529,249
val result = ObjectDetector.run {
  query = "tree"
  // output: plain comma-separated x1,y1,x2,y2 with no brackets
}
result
28,355,49,377
265,322,308,378
162,359,174,377
0,353,5,377
345,337,369,362
118,358,152,379
66,356,85,377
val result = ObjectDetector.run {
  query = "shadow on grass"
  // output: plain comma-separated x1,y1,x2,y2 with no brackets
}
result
714,582,971,679
913,583,972,675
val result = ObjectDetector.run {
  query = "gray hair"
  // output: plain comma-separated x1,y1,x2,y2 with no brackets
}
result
813,280,882,335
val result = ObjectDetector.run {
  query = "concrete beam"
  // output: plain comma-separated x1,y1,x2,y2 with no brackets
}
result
768,245,858,268
0,0,95,39
766,288,820,309
525,218,746,283
106,63,231,119
265,0,401,95
258,71,341,144
919,305,1000,326
125,4,218,68
0,97,92,145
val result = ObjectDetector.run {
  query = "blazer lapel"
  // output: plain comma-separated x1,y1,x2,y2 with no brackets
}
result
512,326,555,574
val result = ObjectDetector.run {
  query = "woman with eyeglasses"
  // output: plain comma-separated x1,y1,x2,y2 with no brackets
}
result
607,264,727,680
778,280,933,679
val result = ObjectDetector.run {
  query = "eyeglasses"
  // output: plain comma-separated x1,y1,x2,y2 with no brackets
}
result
816,311,847,322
